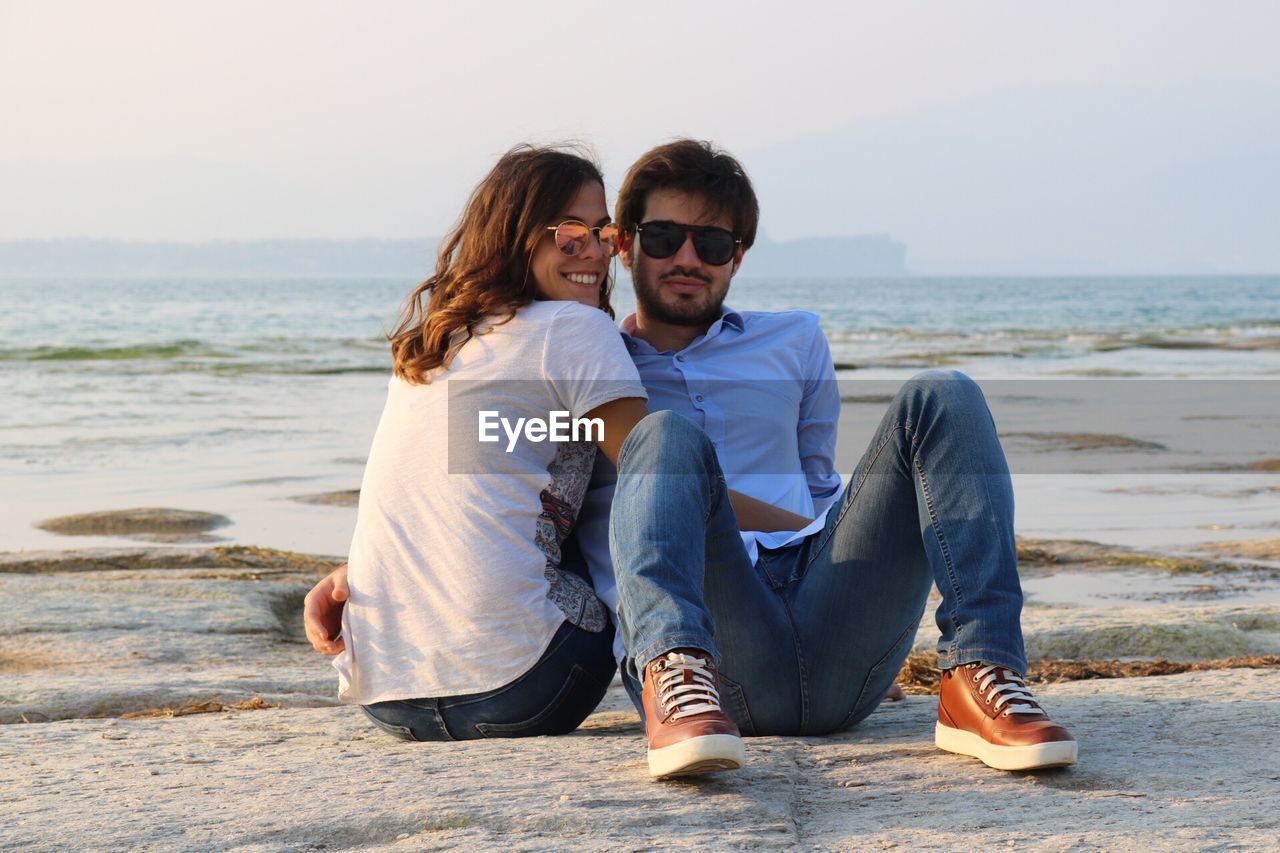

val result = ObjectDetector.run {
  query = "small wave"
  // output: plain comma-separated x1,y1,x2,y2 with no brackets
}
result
206,363,388,376
1093,335,1280,353
1050,368,1144,378
1,340,231,362
825,321,1280,345
238,336,386,353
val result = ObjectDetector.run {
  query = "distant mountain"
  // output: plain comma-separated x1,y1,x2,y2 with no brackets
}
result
0,234,907,277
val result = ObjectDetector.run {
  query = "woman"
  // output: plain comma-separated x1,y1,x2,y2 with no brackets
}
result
313,145,649,741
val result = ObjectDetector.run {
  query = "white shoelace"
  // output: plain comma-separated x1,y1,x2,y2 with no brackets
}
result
655,653,723,721
970,664,1046,717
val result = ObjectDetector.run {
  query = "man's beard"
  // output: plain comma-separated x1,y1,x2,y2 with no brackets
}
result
632,260,728,328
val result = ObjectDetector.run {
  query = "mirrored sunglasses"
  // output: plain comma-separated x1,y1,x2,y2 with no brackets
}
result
546,220,620,258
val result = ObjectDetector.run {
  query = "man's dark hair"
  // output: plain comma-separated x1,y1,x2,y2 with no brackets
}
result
616,139,760,249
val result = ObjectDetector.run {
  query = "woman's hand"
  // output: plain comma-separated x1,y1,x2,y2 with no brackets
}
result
303,563,349,655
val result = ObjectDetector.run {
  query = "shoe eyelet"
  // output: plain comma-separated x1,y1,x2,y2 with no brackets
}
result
985,697,991,705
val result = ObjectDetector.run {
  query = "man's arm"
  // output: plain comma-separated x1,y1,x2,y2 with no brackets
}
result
798,318,843,515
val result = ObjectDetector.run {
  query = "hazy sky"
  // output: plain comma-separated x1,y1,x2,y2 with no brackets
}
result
2,1,1277,271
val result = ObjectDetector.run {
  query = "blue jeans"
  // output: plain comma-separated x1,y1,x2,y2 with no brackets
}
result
609,370,1026,736
362,537,617,741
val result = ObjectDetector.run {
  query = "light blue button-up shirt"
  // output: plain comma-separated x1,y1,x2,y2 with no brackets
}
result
576,305,843,621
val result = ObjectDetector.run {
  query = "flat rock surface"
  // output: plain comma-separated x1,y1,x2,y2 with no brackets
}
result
3,547,1279,849
2,671,1277,850
0,561,333,724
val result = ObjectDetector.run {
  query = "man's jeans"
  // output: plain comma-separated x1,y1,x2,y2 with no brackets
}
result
609,370,1026,736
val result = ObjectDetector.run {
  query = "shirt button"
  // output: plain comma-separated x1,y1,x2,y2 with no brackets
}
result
695,394,704,402
675,355,685,362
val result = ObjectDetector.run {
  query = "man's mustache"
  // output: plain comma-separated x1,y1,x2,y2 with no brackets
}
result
659,267,712,284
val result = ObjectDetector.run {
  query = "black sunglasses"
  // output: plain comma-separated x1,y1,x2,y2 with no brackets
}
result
634,221,742,266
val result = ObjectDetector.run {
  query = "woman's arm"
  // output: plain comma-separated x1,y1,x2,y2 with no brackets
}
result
303,563,349,655
584,398,813,534
726,490,813,534
584,396,649,466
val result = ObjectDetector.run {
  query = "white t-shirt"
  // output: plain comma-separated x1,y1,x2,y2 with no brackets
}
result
335,300,646,704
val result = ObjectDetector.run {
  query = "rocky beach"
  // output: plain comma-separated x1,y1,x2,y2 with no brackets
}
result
3,513,1278,850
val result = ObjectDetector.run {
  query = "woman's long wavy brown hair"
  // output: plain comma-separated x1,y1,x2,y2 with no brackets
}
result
389,145,614,384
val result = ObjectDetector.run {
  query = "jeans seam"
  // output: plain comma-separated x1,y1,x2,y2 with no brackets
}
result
915,452,965,663
706,471,725,525
808,423,911,567
779,594,810,731
756,549,786,590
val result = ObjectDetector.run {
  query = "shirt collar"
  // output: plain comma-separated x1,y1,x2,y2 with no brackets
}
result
620,305,744,353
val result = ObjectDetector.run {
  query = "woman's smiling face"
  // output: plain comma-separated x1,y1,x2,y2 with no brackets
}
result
530,181,611,309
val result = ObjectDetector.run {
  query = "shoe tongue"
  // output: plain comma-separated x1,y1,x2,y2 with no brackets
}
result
666,651,708,668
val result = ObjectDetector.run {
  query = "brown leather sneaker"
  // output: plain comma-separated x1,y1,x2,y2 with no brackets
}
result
642,649,745,779
936,662,1077,771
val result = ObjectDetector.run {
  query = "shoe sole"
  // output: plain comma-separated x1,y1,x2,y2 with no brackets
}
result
935,722,1077,771
648,734,746,779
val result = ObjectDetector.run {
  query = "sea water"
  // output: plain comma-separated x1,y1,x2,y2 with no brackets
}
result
2,275,1277,555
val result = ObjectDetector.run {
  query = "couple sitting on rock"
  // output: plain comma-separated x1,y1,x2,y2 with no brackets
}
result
303,139,1078,778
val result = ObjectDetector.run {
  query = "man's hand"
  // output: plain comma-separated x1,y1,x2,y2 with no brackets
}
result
303,563,349,655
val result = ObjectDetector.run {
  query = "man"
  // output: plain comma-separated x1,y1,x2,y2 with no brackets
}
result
307,139,1077,779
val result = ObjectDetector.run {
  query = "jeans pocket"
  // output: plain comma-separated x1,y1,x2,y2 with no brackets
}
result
833,619,918,734
360,706,421,742
473,664,597,738
716,671,756,737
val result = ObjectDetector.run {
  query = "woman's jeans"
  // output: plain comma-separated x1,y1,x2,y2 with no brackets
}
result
362,541,616,741
609,370,1027,736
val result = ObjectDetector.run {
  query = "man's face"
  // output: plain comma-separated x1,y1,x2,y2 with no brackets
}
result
622,188,745,328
